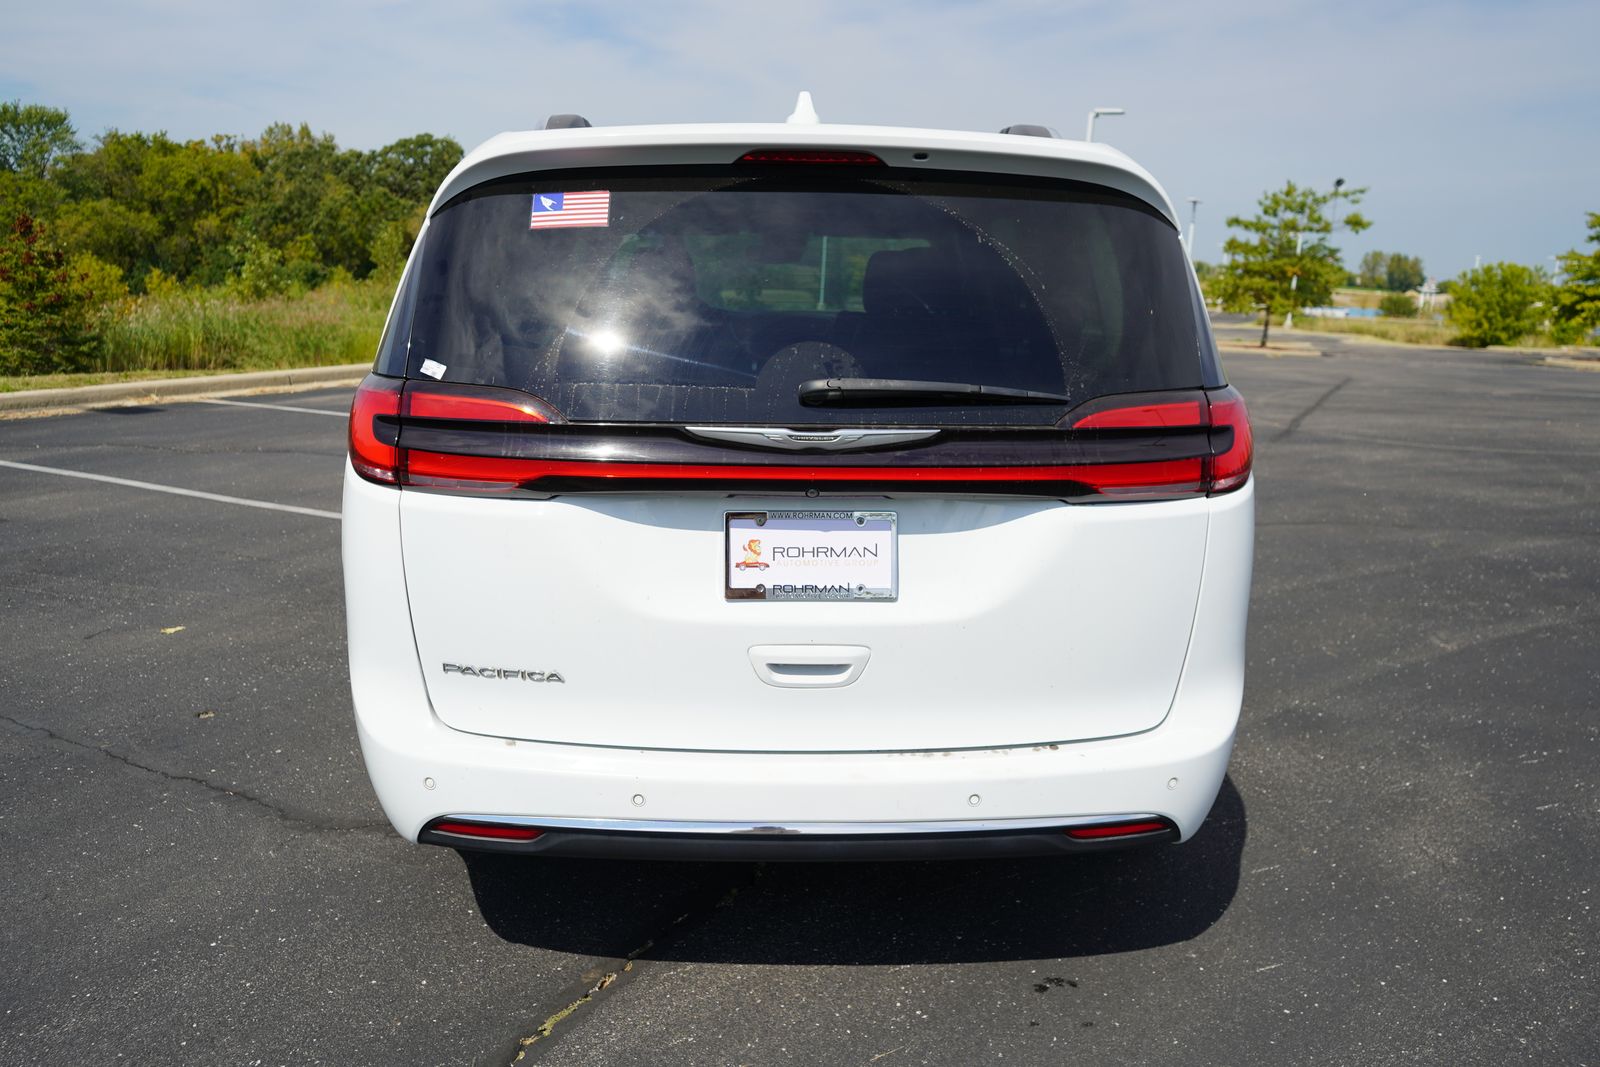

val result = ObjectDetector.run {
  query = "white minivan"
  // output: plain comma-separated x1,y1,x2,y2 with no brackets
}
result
343,108,1253,860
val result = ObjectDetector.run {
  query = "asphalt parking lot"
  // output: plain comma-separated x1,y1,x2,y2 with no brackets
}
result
2,334,1596,1066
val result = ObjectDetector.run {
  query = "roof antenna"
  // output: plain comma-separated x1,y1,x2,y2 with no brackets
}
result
786,91,820,125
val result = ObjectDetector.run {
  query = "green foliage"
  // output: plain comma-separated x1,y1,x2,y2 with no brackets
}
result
21,105,460,293
1551,212,1600,344
0,101,80,178
0,214,105,373
1291,315,1456,347
1446,263,1549,347
95,279,389,373
1378,291,1418,318
0,101,463,377
1212,180,1371,343
1356,250,1386,289
370,134,463,205
1384,253,1426,293
1355,249,1425,291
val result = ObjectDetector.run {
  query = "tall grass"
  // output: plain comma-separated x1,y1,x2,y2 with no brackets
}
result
1288,315,1564,348
1288,316,1459,346
90,278,393,373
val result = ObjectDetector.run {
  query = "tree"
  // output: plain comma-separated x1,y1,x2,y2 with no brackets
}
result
1551,212,1600,344
1384,253,1425,293
1354,249,1424,291
0,101,80,178
1446,263,1548,347
1213,180,1371,345
0,213,101,374
1357,250,1386,289
1379,291,1418,318
57,130,262,288
369,133,463,205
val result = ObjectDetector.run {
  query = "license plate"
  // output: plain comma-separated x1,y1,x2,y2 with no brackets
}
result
725,511,897,601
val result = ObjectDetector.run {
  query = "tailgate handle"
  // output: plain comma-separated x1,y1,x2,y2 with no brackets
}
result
749,645,871,689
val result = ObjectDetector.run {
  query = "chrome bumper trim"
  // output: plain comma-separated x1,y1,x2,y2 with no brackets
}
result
439,813,1164,836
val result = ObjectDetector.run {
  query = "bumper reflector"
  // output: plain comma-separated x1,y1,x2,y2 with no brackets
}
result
1063,819,1171,840
431,820,544,841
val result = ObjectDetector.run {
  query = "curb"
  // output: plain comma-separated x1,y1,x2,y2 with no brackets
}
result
1216,341,1322,358
0,363,371,416
1542,356,1600,373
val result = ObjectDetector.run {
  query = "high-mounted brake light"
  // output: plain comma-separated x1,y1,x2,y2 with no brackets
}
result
1064,819,1172,840
737,149,885,166
431,820,544,842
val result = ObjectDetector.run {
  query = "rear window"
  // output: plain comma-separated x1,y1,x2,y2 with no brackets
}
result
399,167,1209,426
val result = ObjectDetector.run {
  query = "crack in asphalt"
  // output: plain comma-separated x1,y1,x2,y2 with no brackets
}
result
1271,376,1352,442
0,712,391,835
501,875,758,1064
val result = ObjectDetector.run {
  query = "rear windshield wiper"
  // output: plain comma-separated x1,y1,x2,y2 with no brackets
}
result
798,378,1072,407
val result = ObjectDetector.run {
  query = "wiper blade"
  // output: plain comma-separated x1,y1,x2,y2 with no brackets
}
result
798,378,1072,407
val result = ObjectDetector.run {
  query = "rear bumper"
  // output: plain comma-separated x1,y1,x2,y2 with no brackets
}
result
343,467,1253,853
354,708,1236,848
416,814,1177,860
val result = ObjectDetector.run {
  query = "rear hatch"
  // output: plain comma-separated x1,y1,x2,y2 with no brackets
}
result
360,156,1239,752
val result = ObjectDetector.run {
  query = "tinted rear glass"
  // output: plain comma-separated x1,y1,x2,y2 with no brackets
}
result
404,167,1206,425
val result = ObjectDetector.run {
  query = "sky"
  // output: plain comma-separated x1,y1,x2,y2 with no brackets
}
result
2,0,1595,280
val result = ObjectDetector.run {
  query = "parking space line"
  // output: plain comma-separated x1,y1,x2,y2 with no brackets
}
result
197,398,348,417
0,459,340,520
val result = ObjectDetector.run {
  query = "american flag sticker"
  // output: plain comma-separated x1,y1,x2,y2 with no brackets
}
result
529,190,611,229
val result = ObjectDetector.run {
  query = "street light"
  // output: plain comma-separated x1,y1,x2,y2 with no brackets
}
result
1285,231,1305,329
1185,197,1201,256
1085,107,1125,142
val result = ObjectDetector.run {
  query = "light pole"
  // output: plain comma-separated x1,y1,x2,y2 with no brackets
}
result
1085,107,1125,142
1284,231,1305,329
1185,197,1201,257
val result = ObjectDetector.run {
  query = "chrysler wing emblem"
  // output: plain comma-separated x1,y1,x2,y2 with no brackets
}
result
684,426,939,452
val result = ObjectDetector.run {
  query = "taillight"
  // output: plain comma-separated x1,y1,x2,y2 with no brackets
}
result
1072,399,1204,430
348,375,566,488
1067,387,1252,496
404,382,561,424
348,374,402,484
351,376,1250,499
396,454,1207,496
1205,387,1253,494
736,149,885,165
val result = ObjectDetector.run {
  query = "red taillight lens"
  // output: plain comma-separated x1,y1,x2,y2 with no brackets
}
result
404,382,561,424
398,453,1204,496
737,149,885,165
349,377,566,489
1064,819,1172,840
1205,388,1252,494
431,820,544,841
1067,387,1252,496
348,374,403,484
1072,399,1204,431
357,376,1248,499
